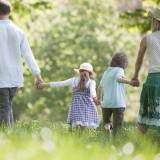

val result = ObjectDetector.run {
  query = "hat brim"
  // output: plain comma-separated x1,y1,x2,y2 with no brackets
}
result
74,69,97,78
148,11,160,21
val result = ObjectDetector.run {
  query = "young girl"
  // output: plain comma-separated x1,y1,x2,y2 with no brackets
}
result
38,62,100,129
97,52,139,134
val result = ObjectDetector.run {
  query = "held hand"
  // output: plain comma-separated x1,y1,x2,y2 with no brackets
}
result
37,83,45,90
131,76,138,82
35,74,44,90
130,79,140,87
94,100,101,105
93,98,101,105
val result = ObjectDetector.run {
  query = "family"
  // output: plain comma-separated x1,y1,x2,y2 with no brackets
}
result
0,1,160,135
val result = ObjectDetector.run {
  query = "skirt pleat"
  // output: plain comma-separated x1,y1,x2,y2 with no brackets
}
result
138,72,160,131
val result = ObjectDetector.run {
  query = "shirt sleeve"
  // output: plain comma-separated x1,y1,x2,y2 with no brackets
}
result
116,68,125,78
20,32,40,76
89,80,97,98
50,78,74,88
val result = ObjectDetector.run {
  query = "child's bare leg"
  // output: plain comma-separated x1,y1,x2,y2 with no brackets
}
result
104,123,111,134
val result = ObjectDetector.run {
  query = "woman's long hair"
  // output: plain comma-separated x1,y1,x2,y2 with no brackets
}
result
78,72,89,91
152,18,160,32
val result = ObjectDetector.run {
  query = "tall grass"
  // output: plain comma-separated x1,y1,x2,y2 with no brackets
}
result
0,121,159,160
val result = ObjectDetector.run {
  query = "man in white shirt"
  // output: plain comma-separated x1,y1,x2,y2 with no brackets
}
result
0,0,43,126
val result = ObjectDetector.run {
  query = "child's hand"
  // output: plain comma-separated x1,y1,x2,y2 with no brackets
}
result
130,80,140,87
93,97,101,105
94,99,101,105
37,83,45,90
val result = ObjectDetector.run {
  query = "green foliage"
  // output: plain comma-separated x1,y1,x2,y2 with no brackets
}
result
10,0,154,122
10,0,142,122
119,0,160,34
0,121,160,160
120,9,151,34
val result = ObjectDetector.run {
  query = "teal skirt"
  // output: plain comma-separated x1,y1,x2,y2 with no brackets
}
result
138,72,160,131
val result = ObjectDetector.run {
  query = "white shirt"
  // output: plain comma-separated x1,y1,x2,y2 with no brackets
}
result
50,77,97,98
100,67,126,108
146,31,160,73
0,19,40,88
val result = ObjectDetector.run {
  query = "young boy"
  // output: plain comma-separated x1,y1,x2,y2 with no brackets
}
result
97,52,139,134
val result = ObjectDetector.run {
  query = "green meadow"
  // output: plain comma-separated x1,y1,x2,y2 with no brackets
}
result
0,121,159,160
2,1,159,160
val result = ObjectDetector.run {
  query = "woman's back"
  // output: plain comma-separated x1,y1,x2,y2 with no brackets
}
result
146,31,160,73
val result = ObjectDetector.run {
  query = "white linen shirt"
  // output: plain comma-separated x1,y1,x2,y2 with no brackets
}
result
0,19,40,88
50,77,97,98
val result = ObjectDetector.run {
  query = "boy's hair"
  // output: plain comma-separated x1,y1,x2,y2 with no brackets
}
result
0,0,11,16
110,52,128,69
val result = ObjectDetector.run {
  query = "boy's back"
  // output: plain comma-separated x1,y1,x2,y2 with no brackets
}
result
100,67,126,108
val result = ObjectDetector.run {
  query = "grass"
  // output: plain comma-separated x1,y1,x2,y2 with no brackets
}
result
0,121,160,160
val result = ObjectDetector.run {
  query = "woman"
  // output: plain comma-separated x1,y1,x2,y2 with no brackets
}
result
132,7,160,133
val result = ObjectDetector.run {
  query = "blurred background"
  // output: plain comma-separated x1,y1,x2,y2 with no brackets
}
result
10,0,159,123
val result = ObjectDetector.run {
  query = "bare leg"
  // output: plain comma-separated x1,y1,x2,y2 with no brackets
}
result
104,123,111,134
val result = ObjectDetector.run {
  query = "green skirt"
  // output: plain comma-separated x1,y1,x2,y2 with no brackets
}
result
138,72,160,131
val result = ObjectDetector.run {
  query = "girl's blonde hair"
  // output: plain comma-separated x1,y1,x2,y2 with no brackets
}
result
78,72,89,91
151,18,160,32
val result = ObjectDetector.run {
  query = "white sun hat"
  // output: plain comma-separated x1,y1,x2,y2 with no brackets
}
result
74,62,97,78
148,7,160,21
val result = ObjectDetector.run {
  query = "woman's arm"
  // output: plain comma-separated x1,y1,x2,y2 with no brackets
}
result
132,35,147,80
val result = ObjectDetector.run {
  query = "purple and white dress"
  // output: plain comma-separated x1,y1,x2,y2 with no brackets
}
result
67,85,100,128
50,77,100,129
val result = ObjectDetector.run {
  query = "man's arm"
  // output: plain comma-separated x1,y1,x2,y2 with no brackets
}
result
20,32,41,76
20,32,43,88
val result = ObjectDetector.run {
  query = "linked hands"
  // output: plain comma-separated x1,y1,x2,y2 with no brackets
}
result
35,74,44,90
93,97,102,105
37,83,45,90
130,77,140,87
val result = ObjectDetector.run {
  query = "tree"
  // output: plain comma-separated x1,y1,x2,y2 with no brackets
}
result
11,0,142,122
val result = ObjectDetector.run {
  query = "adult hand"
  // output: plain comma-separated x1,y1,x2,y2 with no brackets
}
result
131,76,140,87
130,79,140,87
35,74,43,90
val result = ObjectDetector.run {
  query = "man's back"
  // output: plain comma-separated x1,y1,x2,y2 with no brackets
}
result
0,19,24,87
0,19,40,88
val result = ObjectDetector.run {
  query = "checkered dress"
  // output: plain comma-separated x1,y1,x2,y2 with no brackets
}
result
67,86,100,129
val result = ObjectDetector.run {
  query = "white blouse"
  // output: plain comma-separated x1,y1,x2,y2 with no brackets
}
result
50,77,97,98
146,31,160,73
